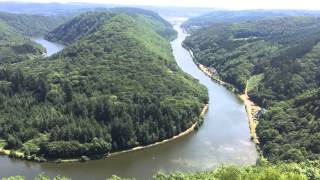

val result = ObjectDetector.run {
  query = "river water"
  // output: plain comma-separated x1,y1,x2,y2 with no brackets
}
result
0,20,257,180
31,37,65,56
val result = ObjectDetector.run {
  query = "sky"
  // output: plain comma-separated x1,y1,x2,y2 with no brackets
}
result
2,0,320,10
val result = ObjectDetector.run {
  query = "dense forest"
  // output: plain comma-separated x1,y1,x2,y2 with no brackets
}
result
184,16,320,162
0,9,207,160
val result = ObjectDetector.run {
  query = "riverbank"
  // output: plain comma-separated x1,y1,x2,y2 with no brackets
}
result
186,47,260,145
198,62,260,144
0,104,209,163
240,83,260,144
184,47,237,93
0,149,25,159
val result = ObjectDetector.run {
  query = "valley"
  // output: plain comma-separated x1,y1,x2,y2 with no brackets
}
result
0,3,320,180
0,16,258,179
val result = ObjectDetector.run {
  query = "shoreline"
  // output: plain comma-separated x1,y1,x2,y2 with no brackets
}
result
185,47,237,93
0,104,209,163
186,47,260,145
239,84,260,144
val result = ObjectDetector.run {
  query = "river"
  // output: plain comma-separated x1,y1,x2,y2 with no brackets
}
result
31,37,65,56
0,20,257,180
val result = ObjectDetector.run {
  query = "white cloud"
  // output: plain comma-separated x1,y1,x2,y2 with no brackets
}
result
3,0,320,10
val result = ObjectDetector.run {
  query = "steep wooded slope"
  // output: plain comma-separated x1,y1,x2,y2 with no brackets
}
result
46,8,176,44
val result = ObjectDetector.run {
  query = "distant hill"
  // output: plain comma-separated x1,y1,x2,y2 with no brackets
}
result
0,2,214,17
46,8,177,44
0,2,110,16
182,10,320,31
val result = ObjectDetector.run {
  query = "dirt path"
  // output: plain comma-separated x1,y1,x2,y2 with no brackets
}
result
240,82,260,144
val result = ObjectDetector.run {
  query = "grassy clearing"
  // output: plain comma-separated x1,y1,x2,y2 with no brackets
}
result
0,138,6,149
20,134,48,155
247,74,264,93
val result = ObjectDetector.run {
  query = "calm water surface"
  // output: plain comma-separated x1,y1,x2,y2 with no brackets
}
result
0,20,257,180
31,37,65,56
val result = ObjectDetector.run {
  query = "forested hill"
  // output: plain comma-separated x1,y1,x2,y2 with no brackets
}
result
0,10,208,160
46,8,177,44
184,17,320,162
182,10,320,31
0,12,69,36
0,20,44,64
45,12,115,44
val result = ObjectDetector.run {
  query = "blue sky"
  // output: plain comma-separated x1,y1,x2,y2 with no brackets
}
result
1,0,320,10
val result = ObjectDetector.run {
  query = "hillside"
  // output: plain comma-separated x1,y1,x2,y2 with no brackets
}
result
46,8,177,44
182,10,320,31
0,12,69,36
0,10,208,160
184,17,320,162
0,20,44,64
257,89,320,162
45,11,115,44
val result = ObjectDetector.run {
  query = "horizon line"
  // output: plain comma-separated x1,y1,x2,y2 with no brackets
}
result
0,1,320,11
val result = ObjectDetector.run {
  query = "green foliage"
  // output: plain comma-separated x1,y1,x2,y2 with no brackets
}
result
185,16,320,162
46,9,176,45
39,138,111,158
110,8,177,40
106,175,135,180
1,176,25,180
0,138,6,148
184,16,320,94
0,10,207,159
0,11,69,36
152,164,309,180
257,89,320,162
104,162,320,180
45,11,115,45
1,174,71,180
20,134,48,155
247,74,263,93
